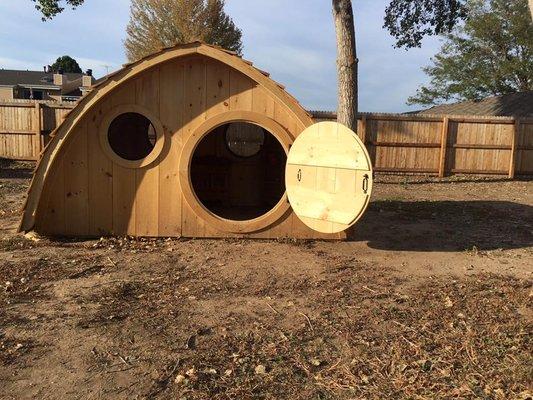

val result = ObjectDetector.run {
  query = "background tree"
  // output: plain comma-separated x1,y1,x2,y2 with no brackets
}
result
50,55,82,73
32,0,84,20
124,0,243,62
384,0,468,48
407,0,533,106
384,0,533,48
332,0,358,132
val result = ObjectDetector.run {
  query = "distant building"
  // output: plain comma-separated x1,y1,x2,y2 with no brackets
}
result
310,92,533,120
415,91,533,118
0,67,95,102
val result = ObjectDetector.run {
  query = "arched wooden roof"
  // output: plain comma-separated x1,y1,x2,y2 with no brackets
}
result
20,42,314,232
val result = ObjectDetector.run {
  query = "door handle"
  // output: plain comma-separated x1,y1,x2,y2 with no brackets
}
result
297,169,302,182
362,174,369,194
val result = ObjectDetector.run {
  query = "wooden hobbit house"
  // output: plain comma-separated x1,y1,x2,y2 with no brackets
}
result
20,42,373,240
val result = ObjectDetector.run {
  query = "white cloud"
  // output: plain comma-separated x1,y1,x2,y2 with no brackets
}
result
0,57,44,71
0,0,442,112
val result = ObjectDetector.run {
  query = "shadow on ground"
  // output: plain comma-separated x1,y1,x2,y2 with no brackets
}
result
375,176,533,185
0,158,34,179
349,200,533,252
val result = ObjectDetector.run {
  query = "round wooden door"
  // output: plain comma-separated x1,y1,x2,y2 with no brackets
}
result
285,121,373,234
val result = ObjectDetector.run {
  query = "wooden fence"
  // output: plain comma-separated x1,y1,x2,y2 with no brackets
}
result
0,101,532,177
0,100,74,161
314,112,533,177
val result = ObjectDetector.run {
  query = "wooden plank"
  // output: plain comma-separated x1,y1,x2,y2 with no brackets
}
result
135,167,159,236
33,103,42,160
0,102,35,108
509,119,519,179
182,57,208,238
450,168,508,175
253,85,275,117
36,155,65,234
206,60,230,118
439,117,449,178
229,70,253,111
369,141,441,148
373,167,439,174
158,60,184,237
87,101,113,236
359,115,367,144
63,123,89,236
135,67,161,236
112,164,136,235
447,116,516,125
111,80,137,236
451,143,512,150
0,130,37,135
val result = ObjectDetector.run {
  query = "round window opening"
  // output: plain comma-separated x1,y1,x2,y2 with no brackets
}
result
108,112,157,161
191,122,287,221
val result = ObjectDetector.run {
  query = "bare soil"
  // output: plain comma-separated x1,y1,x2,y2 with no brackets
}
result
0,159,532,400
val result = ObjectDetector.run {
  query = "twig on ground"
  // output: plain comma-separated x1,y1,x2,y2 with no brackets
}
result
392,320,418,334
106,366,136,374
118,355,129,365
266,302,280,315
68,265,103,279
299,312,313,331
362,285,378,294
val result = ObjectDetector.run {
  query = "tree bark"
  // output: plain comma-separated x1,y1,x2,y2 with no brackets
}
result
529,0,533,20
332,0,358,133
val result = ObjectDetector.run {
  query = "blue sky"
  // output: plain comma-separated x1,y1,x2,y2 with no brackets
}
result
0,0,443,112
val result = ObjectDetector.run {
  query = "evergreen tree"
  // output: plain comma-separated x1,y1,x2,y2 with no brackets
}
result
124,0,243,62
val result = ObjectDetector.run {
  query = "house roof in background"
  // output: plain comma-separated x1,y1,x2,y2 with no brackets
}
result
418,92,533,117
310,92,533,120
0,69,88,88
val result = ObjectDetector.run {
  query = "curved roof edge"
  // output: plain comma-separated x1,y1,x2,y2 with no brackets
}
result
19,42,313,232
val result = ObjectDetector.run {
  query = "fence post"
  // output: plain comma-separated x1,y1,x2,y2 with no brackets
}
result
33,102,42,161
359,114,367,144
438,116,449,178
509,118,519,179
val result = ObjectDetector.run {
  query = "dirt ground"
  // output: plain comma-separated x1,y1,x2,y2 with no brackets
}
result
0,159,532,400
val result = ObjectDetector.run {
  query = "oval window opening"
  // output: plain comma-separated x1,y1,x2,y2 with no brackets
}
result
108,112,157,161
191,122,287,221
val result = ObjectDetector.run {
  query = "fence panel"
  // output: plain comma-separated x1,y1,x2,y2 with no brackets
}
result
0,103,38,160
0,101,75,160
364,116,442,173
314,112,533,177
517,121,533,175
1,103,531,177
447,120,515,175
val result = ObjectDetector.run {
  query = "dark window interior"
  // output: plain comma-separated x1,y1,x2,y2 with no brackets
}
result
107,112,156,161
191,122,287,221
226,123,265,157
20,89,43,100
32,90,44,100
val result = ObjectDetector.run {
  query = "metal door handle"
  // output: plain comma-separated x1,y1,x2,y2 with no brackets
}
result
362,174,369,194
297,169,302,182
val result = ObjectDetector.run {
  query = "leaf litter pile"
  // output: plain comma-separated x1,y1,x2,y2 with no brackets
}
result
1,236,531,399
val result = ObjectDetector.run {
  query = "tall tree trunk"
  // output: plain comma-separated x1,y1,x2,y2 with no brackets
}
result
530,0,533,20
332,0,358,132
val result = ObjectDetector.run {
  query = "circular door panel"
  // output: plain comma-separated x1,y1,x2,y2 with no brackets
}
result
285,121,373,234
